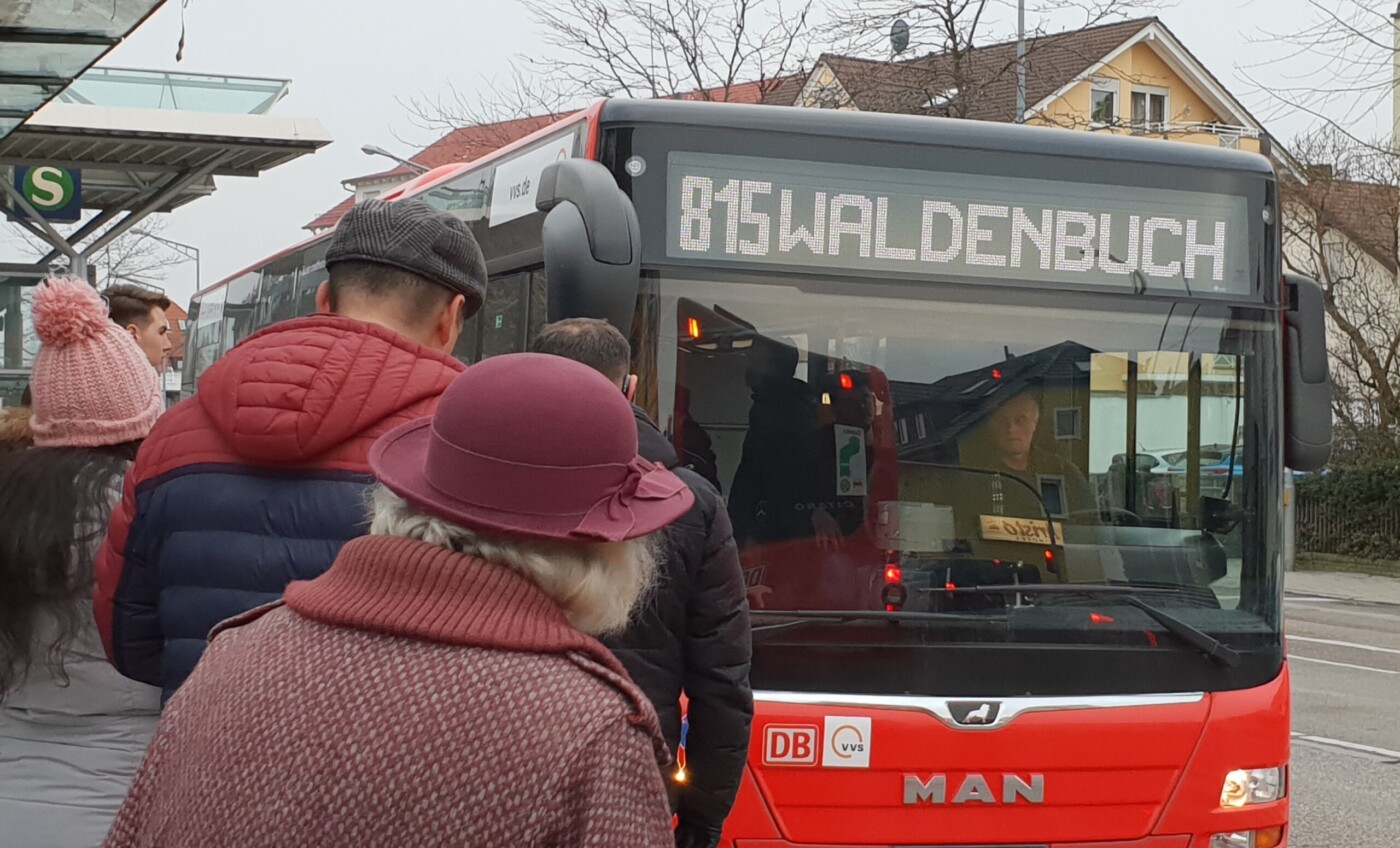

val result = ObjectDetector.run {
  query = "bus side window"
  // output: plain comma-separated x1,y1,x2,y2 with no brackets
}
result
527,271,549,347
480,272,529,359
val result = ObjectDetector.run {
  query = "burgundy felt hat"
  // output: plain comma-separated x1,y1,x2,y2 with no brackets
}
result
369,352,694,542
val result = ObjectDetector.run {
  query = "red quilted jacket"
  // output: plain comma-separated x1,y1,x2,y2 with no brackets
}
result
95,315,464,698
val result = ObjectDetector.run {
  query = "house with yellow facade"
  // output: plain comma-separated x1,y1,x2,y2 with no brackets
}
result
779,18,1270,156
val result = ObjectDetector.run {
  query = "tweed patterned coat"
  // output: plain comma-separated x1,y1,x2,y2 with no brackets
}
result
102,535,675,848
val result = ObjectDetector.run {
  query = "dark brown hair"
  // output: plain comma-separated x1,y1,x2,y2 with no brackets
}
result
102,284,172,330
531,318,631,382
0,442,141,697
326,260,457,326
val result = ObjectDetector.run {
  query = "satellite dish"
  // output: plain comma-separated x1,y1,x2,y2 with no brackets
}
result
891,18,911,55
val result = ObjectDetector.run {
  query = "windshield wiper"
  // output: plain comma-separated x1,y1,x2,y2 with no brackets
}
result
749,608,1001,633
947,584,1242,668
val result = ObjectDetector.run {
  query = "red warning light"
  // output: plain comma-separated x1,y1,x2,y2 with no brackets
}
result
1090,612,1116,625
687,318,701,340
839,373,855,390
884,565,902,583
945,581,957,591
991,367,1003,380
1043,548,1058,574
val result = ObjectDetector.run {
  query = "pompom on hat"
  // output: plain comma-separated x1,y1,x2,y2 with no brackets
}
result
28,276,164,448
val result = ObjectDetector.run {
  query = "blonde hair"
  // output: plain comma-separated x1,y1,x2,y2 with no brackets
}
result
368,486,658,635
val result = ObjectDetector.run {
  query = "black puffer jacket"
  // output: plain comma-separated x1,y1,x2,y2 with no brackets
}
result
604,407,753,845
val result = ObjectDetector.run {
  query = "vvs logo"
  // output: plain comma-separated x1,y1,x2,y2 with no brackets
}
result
822,716,871,768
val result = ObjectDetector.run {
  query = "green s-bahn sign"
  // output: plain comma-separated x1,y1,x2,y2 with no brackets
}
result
9,165,82,223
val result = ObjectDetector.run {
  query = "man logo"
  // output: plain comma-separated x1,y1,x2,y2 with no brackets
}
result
948,701,1001,726
763,725,818,765
903,773,1046,805
822,716,872,768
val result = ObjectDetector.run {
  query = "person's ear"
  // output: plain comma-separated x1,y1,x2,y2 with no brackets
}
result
314,281,332,314
434,294,467,353
624,374,638,401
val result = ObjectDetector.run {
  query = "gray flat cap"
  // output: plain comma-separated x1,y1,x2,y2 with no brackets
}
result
326,198,487,314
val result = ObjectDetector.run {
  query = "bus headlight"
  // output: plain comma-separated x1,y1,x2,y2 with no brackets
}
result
1220,766,1285,807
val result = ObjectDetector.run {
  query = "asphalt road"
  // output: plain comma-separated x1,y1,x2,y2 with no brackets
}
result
1284,576,1400,848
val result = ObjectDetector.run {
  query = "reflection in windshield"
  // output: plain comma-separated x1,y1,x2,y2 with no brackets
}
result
637,273,1277,642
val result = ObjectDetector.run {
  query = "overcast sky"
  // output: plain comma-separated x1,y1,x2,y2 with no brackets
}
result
28,0,1379,306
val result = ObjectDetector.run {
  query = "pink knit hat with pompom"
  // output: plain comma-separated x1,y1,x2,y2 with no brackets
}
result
29,276,163,448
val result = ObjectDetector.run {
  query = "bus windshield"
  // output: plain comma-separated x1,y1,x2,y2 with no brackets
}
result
636,269,1282,696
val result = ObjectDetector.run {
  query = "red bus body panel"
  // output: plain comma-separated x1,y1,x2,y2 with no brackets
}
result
718,668,1289,847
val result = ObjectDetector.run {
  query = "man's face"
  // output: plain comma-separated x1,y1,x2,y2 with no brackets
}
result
127,306,172,370
989,393,1040,465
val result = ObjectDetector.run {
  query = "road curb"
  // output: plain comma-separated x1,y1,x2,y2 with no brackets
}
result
1286,590,1400,608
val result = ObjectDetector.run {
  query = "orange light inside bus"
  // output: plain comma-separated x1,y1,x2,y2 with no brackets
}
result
686,318,701,339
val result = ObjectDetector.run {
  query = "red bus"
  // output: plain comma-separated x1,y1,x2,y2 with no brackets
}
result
186,99,1332,848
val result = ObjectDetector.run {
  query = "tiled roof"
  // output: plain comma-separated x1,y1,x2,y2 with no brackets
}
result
798,17,1155,121
167,301,188,361
1285,171,1400,273
673,77,799,104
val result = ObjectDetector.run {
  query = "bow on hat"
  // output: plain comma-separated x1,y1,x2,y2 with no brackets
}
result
574,456,688,541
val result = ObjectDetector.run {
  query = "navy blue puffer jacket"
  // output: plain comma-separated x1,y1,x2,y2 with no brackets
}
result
95,316,463,700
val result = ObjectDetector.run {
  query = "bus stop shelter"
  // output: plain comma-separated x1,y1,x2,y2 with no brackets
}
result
0,0,168,144
1,76,332,283
0,3,332,398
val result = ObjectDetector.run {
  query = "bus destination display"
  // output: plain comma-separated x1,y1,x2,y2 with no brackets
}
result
665,151,1251,293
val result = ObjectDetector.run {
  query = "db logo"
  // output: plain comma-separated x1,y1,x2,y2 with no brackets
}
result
763,724,818,765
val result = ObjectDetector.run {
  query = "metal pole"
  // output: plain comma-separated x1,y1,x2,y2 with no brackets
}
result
1016,0,1027,123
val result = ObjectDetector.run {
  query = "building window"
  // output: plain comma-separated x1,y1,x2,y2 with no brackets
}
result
897,418,909,445
1090,79,1118,125
915,412,927,440
1037,475,1068,518
1054,407,1082,440
1130,89,1168,130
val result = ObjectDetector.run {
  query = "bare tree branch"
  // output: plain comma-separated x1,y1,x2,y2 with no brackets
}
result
1281,125,1400,460
406,0,819,134
1245,0,1398,148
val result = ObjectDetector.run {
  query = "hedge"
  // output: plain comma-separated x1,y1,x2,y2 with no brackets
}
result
1296,461,1400,561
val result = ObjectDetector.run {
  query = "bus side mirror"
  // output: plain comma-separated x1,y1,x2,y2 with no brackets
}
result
536,159,641,334
1283,274,1332,472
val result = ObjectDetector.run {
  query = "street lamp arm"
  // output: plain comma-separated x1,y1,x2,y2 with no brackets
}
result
362,143,430,174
